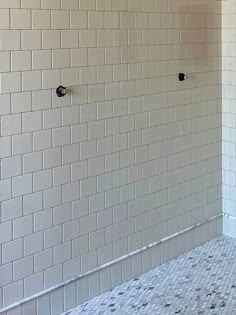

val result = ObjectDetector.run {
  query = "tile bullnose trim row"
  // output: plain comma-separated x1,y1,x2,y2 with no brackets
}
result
0,214,222,315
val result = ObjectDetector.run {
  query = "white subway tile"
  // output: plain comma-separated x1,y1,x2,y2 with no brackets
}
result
11,9,31,29
23,151,43,174
0,52,10,72
42,69,60,90
23,191,42,215
0,30,20,50
79,30,96,47
79,0,96,10
0,72,21,94
62,144,80,164
1,114,21,136
44,265,62,289
0,9,9,29
0,94,10,116
3,280,23,308
2,238,23,264
32,10,50,29
22,70,42,91
63,187,81,211
13,214,33,239
51,10,69,30
80,139,97,160
0,263,13,287
23,111,42,133
11,92,31,114
44,225,62,249
53,165,70,186
32,50,51,70
54,241,71,264
0,221,12,244
61,68,79,87
80,177,97,198
24,232,43,256
21,0,40,9
43,147,61,169
61,30,79,49
71,160,87,181
21,30,42,50
52,126,70,147
34,208,52,232
12,133,32,155
32,90,51,111
1,156,21,179
71,123,88,143
12,174,33,197
1,197,22,221
41,0,60,9
70,11,88,29
63,256,80,281
24,272,44,298
33,129,52,151
43,186,62,209
34,248,53,273
62,0,78,10
33,169,52,192
0,179,11,202
53,49,70,69
43,108,62,129
42,30,61,49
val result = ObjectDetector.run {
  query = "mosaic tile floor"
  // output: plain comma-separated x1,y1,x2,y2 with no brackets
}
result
64,236,236,315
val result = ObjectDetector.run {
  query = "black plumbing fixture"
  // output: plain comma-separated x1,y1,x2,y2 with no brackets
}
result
179,73,187,81
56,85,67,97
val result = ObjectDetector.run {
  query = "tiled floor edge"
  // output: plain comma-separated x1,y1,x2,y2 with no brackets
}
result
0,214,222,315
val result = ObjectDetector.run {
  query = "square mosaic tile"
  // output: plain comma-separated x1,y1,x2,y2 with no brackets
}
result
63,236,236,315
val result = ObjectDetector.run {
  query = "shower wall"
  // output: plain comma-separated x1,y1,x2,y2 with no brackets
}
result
222,0,236,237
0,0,222,314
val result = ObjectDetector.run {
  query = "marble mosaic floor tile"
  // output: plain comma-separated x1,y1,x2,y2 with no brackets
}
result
63,236,236,315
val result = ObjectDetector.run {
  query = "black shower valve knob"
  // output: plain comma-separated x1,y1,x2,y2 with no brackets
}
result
56,85,67,97
179,73,187,81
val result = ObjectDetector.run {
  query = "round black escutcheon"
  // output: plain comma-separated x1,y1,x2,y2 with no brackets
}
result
56,85,67,97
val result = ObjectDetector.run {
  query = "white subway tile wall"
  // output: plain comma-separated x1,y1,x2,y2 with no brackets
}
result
223,0,236,236
0,0,221,313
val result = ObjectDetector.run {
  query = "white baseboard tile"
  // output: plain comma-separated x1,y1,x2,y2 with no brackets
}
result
1,215,222,315
223,214,236,239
